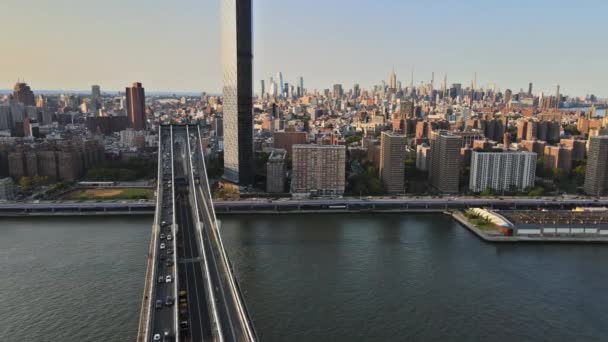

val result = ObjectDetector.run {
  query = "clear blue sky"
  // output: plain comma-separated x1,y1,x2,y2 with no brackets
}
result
1,0,607,97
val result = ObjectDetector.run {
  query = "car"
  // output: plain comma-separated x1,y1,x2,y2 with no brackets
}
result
165,296,174,306
163,331,173,342
166,275,172,283
167,248,173,254
153,333,161,341
155,299,162,309
166,260,174,267
160,253,166,260
158,276,164,283
167,234,173,241
179,320,189,331
160,243,166,250
160,233,165,240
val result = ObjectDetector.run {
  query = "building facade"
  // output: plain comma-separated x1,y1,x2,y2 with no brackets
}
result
469,151,537,193
0,177,15,200
222,0,255,185
291,145,346,196
429,131,462,193
266,149,286,193
584,136,608,196
126,82,146,130
379,132,406,194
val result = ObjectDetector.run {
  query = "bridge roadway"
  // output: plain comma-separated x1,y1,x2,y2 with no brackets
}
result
187,125,258,342
140,124,257,342
139,125,179,342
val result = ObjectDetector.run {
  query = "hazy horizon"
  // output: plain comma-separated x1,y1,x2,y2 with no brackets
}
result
1,0,607,97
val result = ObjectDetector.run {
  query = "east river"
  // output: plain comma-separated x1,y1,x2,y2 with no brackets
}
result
1,214,607,341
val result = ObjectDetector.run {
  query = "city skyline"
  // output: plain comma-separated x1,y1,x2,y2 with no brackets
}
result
1,0,607,96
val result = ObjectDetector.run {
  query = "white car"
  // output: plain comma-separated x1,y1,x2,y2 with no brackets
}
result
167,234,173,241
166,275,172,283
160,243,166,250
153,333,161,341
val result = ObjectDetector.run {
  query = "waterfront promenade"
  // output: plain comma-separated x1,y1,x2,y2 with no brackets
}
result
1,195,608,217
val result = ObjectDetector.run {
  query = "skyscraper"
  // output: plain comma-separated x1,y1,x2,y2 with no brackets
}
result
125,82,146,130
528,82,533,96
333,84,343,98
389,68,397,90
277,72,284,97
222,0,255,185
260,80,265,98
13,82,35,106
380,132,406,194
91,85,101,100
584,135,608,196
298,76,304,97
91,85,101,115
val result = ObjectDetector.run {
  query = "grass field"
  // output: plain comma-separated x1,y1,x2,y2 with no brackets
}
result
62,188,155,200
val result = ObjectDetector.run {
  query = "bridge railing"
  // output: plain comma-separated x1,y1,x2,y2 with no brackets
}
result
137,126,164,342
169,126,180,342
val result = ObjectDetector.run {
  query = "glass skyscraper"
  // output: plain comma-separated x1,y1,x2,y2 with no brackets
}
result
222,0,255,185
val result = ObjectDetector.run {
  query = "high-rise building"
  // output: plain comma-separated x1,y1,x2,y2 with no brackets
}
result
469,151,536,193
0,177,15,201
291,144,346,196
125,82,146,130
544,145,572,172
222,0,255,185
298,76,304,97
416,143,431,171
333,84,343,98
380,132,406,194
584,136,608,196
260,80,265,97
429,130,462,193
528,82,533,96
273,131,307,156
266,149,286,193
389,68,397,90
92,85,101,100
277,72,284,96
13,82,35,106
91,85,101,115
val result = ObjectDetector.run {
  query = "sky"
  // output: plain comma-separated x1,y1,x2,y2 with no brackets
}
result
1,0,607,97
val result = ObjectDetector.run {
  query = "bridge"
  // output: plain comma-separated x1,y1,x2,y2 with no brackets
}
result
137,124,257,342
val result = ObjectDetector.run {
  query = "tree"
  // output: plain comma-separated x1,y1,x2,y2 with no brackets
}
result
527,186,544,197
480,188,495,197
19,176,32,192
32,175,49,188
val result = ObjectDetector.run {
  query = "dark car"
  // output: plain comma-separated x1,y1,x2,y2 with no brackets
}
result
155,299,162,309
165,296,174,306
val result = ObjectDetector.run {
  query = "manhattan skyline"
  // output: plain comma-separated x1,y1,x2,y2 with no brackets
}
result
1,0,608,96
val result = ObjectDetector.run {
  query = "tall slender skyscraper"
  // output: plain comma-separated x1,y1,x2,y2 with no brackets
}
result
126,82,146,130
389,67,397,90
277,72,284,97
260,80,265,98
222,0,255,185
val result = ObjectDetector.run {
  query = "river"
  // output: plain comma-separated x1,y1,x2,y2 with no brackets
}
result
1,214,607,341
